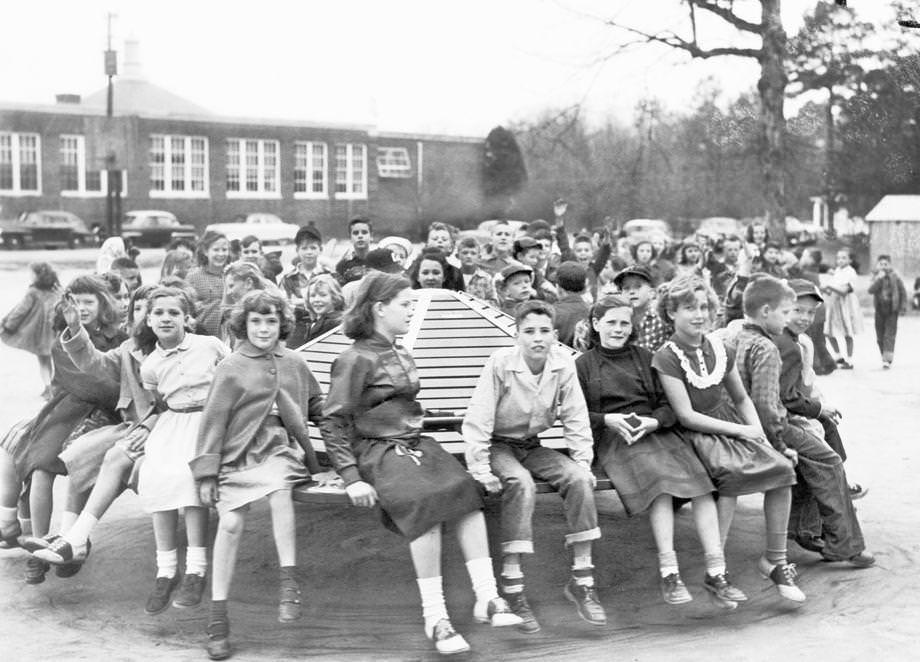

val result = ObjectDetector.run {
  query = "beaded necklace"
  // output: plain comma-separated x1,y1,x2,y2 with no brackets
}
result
665,334,727,390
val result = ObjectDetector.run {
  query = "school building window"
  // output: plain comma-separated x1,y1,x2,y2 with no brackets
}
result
59,135,125,197
334,143,367,199
377,146,412,178
226,139,280,198
0,132,41,195
294,141,327,198
149,135,209,198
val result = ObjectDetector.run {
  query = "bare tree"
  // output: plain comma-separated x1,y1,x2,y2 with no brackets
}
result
607,0,788,239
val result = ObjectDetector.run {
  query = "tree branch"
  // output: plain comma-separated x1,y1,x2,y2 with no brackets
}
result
607,21,761,60
690,0,762,34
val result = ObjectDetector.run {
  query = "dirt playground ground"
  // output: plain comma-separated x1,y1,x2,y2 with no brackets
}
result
0,250,917,661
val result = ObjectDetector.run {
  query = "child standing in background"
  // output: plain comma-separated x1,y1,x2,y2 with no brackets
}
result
867,254,907,369
137,287,230,616
822,249,863,369
186,232,231,336
1,262,60,398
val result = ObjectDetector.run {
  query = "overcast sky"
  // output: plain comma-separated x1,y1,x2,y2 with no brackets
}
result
0,0,905,136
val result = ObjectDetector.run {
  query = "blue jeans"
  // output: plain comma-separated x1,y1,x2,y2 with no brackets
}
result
784,424,865,560
489,439,600,555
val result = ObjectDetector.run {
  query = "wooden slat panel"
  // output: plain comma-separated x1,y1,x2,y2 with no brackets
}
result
413,346,497,358
414,337,508,349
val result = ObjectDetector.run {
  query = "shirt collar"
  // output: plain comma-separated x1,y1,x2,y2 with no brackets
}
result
155,333,193,357
741,321,771,339
507,345,565,374
237,340,285,358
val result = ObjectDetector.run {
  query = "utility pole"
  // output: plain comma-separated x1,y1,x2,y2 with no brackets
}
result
104,12,121,238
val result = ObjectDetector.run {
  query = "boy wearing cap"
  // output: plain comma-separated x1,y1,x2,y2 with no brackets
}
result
279,226,335,346
614,266,669,352
734,277,874,569
781,280,867,520
496,264,535,317
463,300,606,633
514,237,557,301
867,254,908,369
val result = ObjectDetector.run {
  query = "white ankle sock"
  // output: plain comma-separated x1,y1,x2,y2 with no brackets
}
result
64,513,98,547
705,553,727,577
657,550,679,577
156,549,178,579
0,505,17,527
59,510,79,534
416,576,448,638
185,546,208,576
465,557,499,606
572,554,594,586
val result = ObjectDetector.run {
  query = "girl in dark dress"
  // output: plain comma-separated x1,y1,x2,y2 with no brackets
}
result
575,295,741,607
320,272,520,656
0,275,125,583
652,276,804,603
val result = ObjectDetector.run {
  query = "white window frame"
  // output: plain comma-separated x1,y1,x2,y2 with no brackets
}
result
293,141,328,199
334,143,367,200
59,135,128,198
0,132,42,196
149,134,210,198
376,146,412,178
225,138,281,199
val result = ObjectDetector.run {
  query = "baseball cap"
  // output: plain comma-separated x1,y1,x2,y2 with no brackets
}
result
612,265,654,287
513,236,540,255
365,248,403,274
499,262,534,283
788,278,824,302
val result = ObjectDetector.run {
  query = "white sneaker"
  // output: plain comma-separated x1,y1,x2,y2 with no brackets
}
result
473,597,524,627
430,619,470,656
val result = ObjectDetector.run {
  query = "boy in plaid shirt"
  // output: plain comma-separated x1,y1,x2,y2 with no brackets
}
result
733,276,874,569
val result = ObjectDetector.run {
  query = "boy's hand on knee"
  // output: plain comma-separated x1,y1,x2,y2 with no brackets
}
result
473,472,503,495
345,481,378,507
782,448,799,467
198,478,218,507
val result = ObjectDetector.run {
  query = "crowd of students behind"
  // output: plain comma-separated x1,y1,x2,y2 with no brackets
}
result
0,208,886,659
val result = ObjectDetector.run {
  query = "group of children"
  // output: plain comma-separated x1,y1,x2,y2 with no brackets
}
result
0,214,882,659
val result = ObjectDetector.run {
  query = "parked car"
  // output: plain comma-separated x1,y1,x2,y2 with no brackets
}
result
0,210,96,249
785,216,823,246
623,218,673,244
697,217,742,240
121,210,198,248
204,213,299,246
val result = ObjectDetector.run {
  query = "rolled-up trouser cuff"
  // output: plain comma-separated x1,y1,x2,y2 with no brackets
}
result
501,540,534,555
565,527,601,547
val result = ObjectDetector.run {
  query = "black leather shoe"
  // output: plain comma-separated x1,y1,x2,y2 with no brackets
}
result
563,580,607,626
172,573,206,608
505,592,541,633
145,575,179,615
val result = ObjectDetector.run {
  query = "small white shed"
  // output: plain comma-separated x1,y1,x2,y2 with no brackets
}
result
864,195,920,278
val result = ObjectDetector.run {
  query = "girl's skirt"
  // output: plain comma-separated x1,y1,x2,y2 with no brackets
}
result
216,420,308,516
824,293,864,338
596,427,715,516
0,392,115,480
138,410,203,512
59,422,130,494
356,435,483,540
